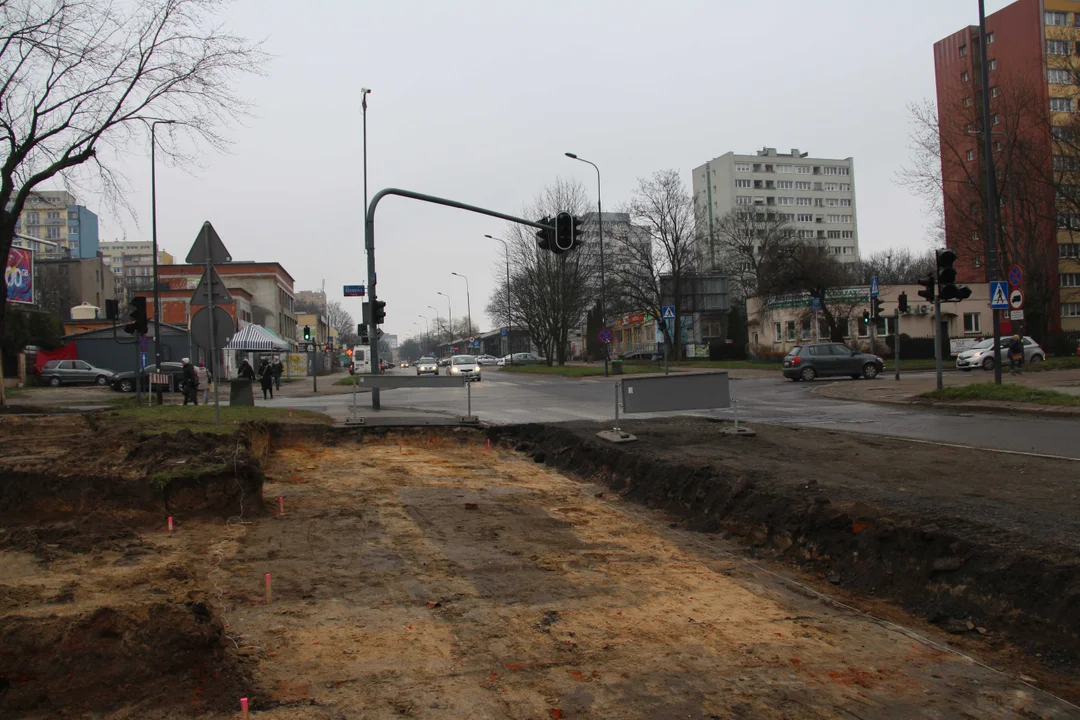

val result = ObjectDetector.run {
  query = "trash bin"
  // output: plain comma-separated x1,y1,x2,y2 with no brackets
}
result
611,359,623,375
229,379,255,406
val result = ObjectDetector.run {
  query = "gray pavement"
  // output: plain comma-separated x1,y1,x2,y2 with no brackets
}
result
262,368,1080,459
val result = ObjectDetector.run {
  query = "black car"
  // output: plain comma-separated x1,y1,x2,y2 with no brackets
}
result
782,343,884,381
110,362,188,393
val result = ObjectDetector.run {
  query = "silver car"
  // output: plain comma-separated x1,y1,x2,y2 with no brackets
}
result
449,354,481,381
39,359,115,387
416,356,439,375
475,354,500,366
955,336,1045,371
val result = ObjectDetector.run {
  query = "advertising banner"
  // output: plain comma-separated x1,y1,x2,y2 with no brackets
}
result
5,246,33,304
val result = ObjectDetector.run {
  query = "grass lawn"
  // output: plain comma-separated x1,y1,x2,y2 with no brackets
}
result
921,383,1080,407
1028,356,1080,372
102,404,333,434
501,363,676,377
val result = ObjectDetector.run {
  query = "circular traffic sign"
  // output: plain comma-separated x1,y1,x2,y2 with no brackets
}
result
598,327,613,344
1008,265,1023,287
1009,288,1025,310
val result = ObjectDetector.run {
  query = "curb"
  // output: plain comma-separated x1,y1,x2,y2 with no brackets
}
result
813,386,1080,418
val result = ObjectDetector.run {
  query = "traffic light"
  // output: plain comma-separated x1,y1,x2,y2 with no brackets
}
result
124,297,148,335
303,325,311,341
898,292,909,313
571,215,585,248
554,212,574,252
359,323,369,344
917,274,935,303
372,300,386,325
861,310,870,326
937,249,972,301
871,296,884,321
346,348,354,357
535,216,555,251
105,298,119,321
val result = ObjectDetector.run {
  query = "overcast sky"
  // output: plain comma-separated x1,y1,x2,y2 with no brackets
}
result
88,0,1014,342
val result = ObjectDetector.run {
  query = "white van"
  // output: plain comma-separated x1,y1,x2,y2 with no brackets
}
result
351,346,372,374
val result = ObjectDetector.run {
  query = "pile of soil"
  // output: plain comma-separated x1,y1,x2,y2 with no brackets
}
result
493,418,1080,672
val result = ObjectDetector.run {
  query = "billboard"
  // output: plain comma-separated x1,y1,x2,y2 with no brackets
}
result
5,246,33,304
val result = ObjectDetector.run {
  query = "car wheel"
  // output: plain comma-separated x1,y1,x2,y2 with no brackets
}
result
982,357,995,371
49,376,61,387
1029,354,1043,364
119,379,134,393
862,363,879,379
800,366,817,381
95,375,109,386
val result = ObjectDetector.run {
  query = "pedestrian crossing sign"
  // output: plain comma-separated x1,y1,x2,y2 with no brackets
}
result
661,305,675,320
990,281,1009,309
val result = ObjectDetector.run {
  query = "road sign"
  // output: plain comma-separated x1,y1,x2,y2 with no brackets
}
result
190,265,233,305
989,281,1009,309
500,328,508,337
1008,265,1023,287
343,284,366,297
185,221,232,264
190,305,234,350
661,305,675,320
598,327,613,344
870,276,879,297
810,297,821,312
297,342,312,352
139,352,147,369
1009,288,1025,309
138,334,148,351
1010,309,1025,320
469,336,475,343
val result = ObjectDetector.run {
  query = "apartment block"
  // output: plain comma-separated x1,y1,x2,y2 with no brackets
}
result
692,148,860,267
99,240,175,302
9,190,99,259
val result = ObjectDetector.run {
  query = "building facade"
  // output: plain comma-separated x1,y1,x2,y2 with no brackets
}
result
35,256,116,321
294,289,326,311
692,148,861,267
10,191,99,259
99,240,175,302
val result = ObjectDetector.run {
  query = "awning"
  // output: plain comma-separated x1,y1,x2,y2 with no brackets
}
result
224,324,290,351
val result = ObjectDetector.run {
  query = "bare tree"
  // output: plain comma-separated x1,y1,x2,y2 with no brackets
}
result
761,242,863,343
326,301,353,341
858,248,937,285
711,206,795,301
611,169,699,360
0,0,266,360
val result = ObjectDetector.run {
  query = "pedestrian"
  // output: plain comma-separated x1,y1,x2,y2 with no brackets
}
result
181,358,199,405
1008,334,1025,375
258,358,274,399
197,361,210,405
272,355,284,391
238,358,256,381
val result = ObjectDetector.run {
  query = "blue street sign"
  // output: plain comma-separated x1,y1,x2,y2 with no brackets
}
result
990,281,1009,309
661,305,675,320
810,297,821,312
500,328,508,337
598,327,614,344
870,276,879,297
139,352,147,369
343,284,366,297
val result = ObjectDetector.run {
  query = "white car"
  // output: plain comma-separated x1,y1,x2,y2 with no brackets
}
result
449,354,481,381
475,354,500,366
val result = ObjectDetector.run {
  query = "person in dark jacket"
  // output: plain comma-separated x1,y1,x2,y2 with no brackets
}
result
258,358,274,399
272,356,284,390
1008,334,1025,375
238,359,256,380
181,358,199,405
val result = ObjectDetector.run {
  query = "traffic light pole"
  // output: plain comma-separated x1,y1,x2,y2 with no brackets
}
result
934,296,944,391
894,308,901,381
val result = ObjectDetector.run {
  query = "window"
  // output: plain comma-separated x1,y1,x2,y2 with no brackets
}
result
776,180,793,189
1054,155,1079,171
840,183,851,191
1061,272,1080,287
959,44,967,58
27,212,38,224
1052,97,1073,112
796,213,813,222
797,229,816,239
991,87,1000,98
963,97,972,108
822,166,850,175
963,313,981,333
774,323,782,343
827,230,841,239
875,317,895,336
1049,39,1070,55
841,231,854,239
961,70,970,83
857,318,869,337
1047,10,1068,26
989,58,997,70
796,166,812,174
777,164,793,173
1060,243,1080,258
735,196,753,205
993,113,1001,125
823,182,839,191
777,197,795,205
801,319,812,339
973,256,982,268
735,178,752,188
796,197,813,206
735,162,751,172
994,140,1003,152
826,214,852,223
967,149,975,161
785,321,796,341
1049,68,1072,84
46,226,59,239
46,211,59,221
795,181,811,190
1063,302,1080,318
779,213,795,221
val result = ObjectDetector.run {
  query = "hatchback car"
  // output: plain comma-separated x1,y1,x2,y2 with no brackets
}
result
110,362,187,393
449,355,481,381
955,336,1045,371
782,343,885,381
475,354,500,366
416,357,439,375
39,359,115,387
497,352,546,366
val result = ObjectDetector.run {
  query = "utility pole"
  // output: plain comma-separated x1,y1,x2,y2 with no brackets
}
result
361,87,379,408
934,292,944,390
977,0,1003,386
894,307,901,381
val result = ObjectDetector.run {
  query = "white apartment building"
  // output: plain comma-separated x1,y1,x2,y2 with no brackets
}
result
99,240,174,301
692,147,861,267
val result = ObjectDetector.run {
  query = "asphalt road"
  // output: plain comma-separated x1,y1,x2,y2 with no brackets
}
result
269,368,1080,459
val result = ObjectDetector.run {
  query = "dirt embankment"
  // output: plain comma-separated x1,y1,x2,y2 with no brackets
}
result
492,418,1080,674
0,415,270,717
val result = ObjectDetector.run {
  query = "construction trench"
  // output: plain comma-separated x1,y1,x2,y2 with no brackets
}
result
2,414,1080,718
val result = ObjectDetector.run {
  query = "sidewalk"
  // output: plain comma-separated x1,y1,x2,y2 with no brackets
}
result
812,367,1080,417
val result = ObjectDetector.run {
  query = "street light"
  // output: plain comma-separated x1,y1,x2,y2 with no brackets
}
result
417,314,430,353
450,272,471,340
484,234,514,365
150,119,176,404
360,86,379,408
565,152,608,376
427,305,442,354
436,291,453,352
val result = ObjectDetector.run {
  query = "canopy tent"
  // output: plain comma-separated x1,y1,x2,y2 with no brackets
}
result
224,324,290,352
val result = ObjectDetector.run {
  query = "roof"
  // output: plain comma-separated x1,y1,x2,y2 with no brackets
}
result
224,324,290,351
62,321,188,341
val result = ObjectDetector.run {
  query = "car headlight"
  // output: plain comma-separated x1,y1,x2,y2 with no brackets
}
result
970,351,983,358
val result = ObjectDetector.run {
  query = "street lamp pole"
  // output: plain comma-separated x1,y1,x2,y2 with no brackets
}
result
565,152,608,376
451,272,471,340
427,305,442,354
437,291,453,353
417,314,430,353
484,235,514,364
150,120,175,405
361,87,380,407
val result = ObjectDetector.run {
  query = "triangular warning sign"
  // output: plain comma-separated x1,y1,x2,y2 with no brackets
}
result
991,284,1008,307
186,221,232,265
191,265,233,305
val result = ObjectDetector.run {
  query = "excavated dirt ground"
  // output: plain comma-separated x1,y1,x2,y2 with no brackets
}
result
3,418,1080,718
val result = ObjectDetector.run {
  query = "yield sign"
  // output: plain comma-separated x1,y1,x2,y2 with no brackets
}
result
186,221,232,264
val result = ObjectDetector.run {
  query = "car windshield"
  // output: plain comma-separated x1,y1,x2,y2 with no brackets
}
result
419,357,435,363
971,339,996,349
452,356,475,365
786,346,801,356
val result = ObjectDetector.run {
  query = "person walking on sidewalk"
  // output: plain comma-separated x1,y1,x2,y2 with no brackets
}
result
258,358,274,399
1008,334,1025,375
197,361,211,405
238,358,255,381
181,358,199,405
272,355,283,391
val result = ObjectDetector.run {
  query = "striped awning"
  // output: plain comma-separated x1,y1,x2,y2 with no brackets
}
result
224,324,290,351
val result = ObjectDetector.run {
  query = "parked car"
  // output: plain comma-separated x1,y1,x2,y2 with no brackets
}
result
621,351,658,361
955,336,1045,371
475,354,500,366
39,359,116,387
496,352,546,366
449,355,481,381
782,343,884,381
110,362,187,393
416,357,439,376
